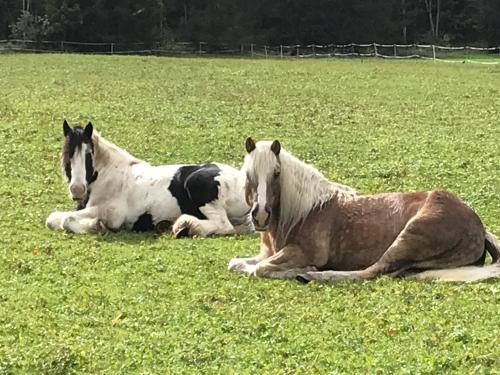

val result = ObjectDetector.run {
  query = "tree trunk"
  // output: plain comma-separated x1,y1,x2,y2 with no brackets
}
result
401,0,407,44
424,0,435,36
159,0,163,37
435,0,440,37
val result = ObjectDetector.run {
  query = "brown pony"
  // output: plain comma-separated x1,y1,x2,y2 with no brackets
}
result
228,138,500,282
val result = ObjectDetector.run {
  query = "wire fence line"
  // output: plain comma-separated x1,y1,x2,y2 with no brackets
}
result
1,39,500,64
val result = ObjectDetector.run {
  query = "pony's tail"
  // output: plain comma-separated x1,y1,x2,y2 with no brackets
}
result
485,231,500,264
414,264,500,282
414,231,500,282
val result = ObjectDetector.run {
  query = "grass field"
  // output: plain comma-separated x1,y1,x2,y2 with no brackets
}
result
0,54,499,374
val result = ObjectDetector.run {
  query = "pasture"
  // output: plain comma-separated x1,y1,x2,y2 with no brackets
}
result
0,54,499,374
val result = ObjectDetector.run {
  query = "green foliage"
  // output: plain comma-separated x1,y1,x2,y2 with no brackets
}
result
0,54,499,374
44,0,82,41
2,0,500,45
8,10,50,41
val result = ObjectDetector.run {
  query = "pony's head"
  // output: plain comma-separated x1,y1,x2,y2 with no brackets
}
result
243,137,355,240
243,137,282,231
61,120,98,201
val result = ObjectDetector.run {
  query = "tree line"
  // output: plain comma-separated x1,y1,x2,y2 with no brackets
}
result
1,0,499,46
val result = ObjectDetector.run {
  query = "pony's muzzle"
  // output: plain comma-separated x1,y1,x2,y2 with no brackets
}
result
251,203,271,230
69,183,86,200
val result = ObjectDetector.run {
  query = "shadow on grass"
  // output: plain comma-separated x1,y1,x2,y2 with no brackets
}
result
94,229,165,244
94,229,258,244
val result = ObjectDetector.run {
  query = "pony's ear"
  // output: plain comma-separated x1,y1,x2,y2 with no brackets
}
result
271,140,281,156
245,137,256,153
63,120,71,137
84,122,93,139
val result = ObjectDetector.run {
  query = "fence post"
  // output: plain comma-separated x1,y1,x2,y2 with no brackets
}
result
312,45,315,57
110,43,114,54
393,44,397,57
199,42,202,55
432,44,436,61
250,43,254,57
280,45,283,58
60,40,64,51
296,45,299,58
241,44,244,55
373,42,378,57
264,45,268,58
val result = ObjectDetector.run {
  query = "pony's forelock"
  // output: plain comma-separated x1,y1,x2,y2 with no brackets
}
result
243,141,279,180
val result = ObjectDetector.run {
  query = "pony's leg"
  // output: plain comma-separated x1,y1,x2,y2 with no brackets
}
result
228,253,266,274
297,233,424,283
46,211,71,230
46,202,127,234
46,206,101,233
63,216,103,233
228,231,274,274
172,214,205,237
296,270,366,283
172,204,235,238
252,244,316,279
97,202,127,231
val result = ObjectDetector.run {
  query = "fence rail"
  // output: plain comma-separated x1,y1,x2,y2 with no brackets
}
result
1,39,500,64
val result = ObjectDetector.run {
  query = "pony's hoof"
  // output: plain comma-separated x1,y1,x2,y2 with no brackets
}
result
174,227,190,238
46,212,66,230
296,274,312,284
227,258,243,272
155,220,172,234
95,219,105,232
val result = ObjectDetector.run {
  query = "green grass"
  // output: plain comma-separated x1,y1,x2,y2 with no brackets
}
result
437,52,500,64
0,53,499,374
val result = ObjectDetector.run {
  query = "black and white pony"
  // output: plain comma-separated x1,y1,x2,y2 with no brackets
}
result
46,120,253,237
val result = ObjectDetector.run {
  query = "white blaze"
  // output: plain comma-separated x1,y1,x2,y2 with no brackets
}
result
69,144,88,198
254,173,270,226
256,173,267,209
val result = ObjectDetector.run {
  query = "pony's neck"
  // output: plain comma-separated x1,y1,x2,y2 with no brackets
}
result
92,132,140,169
275,149,355,244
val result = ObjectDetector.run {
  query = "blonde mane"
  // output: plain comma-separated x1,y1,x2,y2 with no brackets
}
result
244,141,356,243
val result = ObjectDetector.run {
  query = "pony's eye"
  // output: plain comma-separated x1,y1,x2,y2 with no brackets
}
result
273,170,280,178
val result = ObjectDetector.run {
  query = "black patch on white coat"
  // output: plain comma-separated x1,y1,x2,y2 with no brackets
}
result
168,164,221,219
132,213,155,232
85,152,98,185
76,197,88,210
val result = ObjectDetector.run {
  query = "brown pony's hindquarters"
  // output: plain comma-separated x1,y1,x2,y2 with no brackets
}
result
297,204,488,283
297,234,500,283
